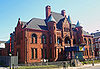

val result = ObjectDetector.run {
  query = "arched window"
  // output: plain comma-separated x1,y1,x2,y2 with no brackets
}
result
64,37,71,44
84,38,87,45
32,34,37,43
57,37,62,45
41,34,46,44
88,39,91,46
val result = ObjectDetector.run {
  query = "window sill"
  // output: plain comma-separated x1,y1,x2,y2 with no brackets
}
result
31,58,38,60
31,43,37,44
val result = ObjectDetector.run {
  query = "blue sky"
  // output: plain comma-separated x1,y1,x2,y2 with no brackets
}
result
0,0,100,41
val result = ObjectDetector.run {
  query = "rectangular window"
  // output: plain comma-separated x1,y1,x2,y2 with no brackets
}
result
58,49,59,58
35,49,37,59
61,48,63,54
41,49,43,58
50,48,52,58
45,49,47,59
55,48,56,57
31,48,34,59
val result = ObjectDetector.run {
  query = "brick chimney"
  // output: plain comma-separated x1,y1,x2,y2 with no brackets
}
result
46,5,51,19
61,10,66,17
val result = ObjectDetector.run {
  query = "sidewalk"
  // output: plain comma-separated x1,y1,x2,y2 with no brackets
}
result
67,63,100,69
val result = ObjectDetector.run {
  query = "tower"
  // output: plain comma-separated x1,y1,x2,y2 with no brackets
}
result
75,21,83,44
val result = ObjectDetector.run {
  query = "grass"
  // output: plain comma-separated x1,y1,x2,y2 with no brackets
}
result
16,65,59,69
81,60,100,65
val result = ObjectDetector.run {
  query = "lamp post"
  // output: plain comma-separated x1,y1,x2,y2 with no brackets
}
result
92,44,94,66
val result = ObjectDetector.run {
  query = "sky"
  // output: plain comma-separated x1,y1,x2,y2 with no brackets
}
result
0,0,100,41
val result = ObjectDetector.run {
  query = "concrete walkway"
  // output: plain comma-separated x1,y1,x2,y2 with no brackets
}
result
67,63,100,69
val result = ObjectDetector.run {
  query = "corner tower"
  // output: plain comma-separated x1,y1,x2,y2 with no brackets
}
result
75,21,83,44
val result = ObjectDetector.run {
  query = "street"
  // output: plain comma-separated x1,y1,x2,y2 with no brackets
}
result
0,67,8,69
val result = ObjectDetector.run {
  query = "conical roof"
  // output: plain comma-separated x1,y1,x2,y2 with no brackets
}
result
67,15,71,24
47,14,56,23
76,21,81,27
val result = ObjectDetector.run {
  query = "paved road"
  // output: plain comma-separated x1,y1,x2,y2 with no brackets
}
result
0,67,7,69
67,64,100,69
83,66,100,69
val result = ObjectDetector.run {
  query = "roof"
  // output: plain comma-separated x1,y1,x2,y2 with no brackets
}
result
82,30,92,36
47,14,56,22
21,11,91,36
51,12,64,23
24,18,47,30
67,15,71,24
75,21,81,27
23,12,65,30
21,21,27,27
92,32,100,38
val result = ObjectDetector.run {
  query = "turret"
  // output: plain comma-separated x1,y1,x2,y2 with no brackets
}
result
47,14,56,32
67,15,71,24
75,21,83,44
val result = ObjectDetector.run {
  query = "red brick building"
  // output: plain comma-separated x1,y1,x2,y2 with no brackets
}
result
13,5,94,63
91,32,100,59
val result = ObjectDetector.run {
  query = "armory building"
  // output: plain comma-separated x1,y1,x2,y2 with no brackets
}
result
2,5,94,63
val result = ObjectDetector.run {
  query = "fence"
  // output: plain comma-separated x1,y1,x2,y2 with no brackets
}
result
0,56,18,66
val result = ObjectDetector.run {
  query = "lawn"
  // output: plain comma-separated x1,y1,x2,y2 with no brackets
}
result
81,60,100,65
16,65,60,69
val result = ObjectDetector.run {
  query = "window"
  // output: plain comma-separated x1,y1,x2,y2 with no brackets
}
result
50,48,52,58
61,48,63,54
57,37,62,45
31,48,34,59
64,37,71,44
86,49,88,56
49,35,52,44
55,48,56,57
44,49,47,59
84,38,87,45
41,49,43,58
73,39,76,44
31,48,37,59
35,49,37,59
41,34,46,44
31,34,37,43
54,34,56,44
54,26,55,30
58,49,60,58
88,39,91,46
